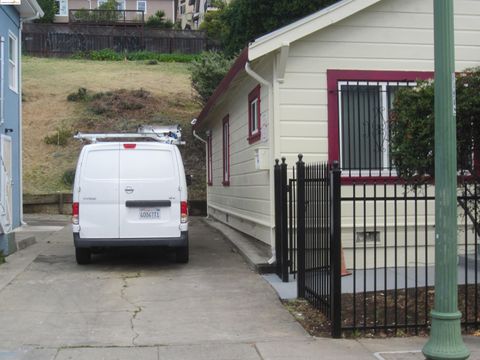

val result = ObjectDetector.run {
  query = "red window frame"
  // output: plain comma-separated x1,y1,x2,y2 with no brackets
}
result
207,133,213,186
222,115,230,186
248,85,261,144
327,69,433,184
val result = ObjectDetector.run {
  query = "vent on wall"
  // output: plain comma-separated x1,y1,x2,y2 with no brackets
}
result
356,231,380,243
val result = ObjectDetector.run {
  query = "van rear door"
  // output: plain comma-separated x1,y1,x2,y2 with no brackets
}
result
119,144,181,239
79,144,120,239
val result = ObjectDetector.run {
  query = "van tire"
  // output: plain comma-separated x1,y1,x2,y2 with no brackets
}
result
175,246,189,263
76,248,91,265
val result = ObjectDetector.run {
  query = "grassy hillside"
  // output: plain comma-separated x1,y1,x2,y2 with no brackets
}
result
22,57,205,199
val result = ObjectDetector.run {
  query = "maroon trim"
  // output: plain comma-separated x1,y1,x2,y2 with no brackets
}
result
248,84,261,144
207,134,213,186
222,115,230,186
194,48,249,129
327,69,434,184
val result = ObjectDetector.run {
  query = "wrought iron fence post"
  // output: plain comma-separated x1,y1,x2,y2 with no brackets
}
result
297,154,306,298
330,161,342,338
280,158,289,282
274,159,282,277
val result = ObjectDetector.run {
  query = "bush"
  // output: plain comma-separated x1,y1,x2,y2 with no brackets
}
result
35,0,57,23
67,88,89,102
189,50,234,104
89,49,124,61
44,128,72,146
62,169,76,186
390,67,480,181
146,10,173,29
0,250,5,265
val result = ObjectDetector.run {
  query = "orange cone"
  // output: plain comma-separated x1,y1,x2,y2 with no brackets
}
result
341,248,351,276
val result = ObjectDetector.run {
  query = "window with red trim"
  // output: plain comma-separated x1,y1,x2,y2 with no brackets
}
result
248,85,261,144
207,133,213,186
222,115,230,186
327,70,433,181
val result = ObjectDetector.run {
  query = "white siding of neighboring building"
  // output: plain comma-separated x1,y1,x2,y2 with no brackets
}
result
204,57,274,245
276,0,480,268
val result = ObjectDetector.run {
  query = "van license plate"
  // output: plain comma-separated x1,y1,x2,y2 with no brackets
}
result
139,208,161,219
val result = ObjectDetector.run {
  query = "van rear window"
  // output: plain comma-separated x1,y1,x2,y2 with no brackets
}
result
83,150,118,180
120,150,175,180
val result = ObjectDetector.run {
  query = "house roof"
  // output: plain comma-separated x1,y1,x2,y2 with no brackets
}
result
194,47,248,129
195,0,383,128
15,0,44,19
249,0,381,60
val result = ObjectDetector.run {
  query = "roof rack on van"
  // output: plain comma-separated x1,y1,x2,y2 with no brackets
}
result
74,125,185,145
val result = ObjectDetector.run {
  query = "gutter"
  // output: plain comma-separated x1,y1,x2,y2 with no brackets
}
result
244,61,276,265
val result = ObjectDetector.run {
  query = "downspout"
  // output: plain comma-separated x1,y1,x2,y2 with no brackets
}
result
0,36,4,127
244,61,276,264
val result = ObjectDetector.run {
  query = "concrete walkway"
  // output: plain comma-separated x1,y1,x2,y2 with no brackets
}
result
0,216,478,359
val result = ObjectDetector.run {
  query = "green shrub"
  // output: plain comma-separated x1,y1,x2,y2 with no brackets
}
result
67,88,89,102
35,0,57,23
190,50,234,104
89,49,124,61
62,169,76,186
146,59,158,65
146,10,173,29
44,128,72,146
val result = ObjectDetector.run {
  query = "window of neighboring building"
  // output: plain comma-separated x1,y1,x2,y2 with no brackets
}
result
55,0,68,16
222,115,230,186
116,0,126,10
327,70,433,180
248,85,261,144
8,32,18,93
137,0,147,13
207,133,213,186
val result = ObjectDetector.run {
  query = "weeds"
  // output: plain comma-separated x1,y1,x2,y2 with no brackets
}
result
67,88,89,102
44,128,72,146
0,250,5,264
62,169,76,186
71,50,198,63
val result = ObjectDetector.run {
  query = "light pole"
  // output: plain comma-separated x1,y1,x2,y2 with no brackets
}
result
422,1,470,359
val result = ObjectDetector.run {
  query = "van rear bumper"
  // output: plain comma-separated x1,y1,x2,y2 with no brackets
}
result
73,232,188,248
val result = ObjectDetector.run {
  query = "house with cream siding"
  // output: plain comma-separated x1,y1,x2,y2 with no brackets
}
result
193,0,480,261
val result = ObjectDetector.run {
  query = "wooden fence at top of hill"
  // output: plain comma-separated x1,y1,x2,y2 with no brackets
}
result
22,23,214,56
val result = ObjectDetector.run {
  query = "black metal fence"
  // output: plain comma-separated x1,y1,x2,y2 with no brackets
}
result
274,155,480,337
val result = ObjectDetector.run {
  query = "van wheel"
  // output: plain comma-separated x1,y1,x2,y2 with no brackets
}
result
76,247,91,265
175,246,189,263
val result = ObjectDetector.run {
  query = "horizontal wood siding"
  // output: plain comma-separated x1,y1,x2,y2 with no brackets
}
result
279,0,480,166
206,58,273,244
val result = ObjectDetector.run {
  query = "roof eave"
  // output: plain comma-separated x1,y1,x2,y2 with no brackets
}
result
15,0,44,19
248,0,381,61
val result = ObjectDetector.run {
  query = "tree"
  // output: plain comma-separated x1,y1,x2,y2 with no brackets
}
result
35,0,58,23
389,68,480,182
218,0,339,56
146,10,174,29
190,51,235,104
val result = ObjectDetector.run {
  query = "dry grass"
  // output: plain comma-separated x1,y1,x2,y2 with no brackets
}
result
22,57,204,198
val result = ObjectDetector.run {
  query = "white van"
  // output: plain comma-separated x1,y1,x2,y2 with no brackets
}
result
72,129,189,265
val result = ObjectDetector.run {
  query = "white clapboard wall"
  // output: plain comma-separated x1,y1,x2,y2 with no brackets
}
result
0,134,12,234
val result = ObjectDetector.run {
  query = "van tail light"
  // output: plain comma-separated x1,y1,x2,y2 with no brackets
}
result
181,201,188,223
72,202,79,225
123,143,136,149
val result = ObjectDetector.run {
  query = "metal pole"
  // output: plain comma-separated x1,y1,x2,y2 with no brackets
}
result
280,158,289,282
330,161,342,338
422,1,470,359
296,154,305,298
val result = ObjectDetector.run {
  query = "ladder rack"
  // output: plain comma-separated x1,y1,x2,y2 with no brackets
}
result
74,125,185,145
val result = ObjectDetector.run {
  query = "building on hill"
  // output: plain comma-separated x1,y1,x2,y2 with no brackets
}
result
193,0,480,262
177,0,229,30
0,0,43,255
54,0,175,23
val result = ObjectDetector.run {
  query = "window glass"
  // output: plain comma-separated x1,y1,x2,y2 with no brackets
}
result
137,1,146,12
8,34,17,92
250,99,258,134
223,119,229,183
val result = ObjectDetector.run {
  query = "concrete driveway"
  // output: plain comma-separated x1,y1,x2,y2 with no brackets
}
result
0,217,311,359
2,216,479,360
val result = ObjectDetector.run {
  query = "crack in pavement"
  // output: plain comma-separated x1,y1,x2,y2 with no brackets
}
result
120,273,143,346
